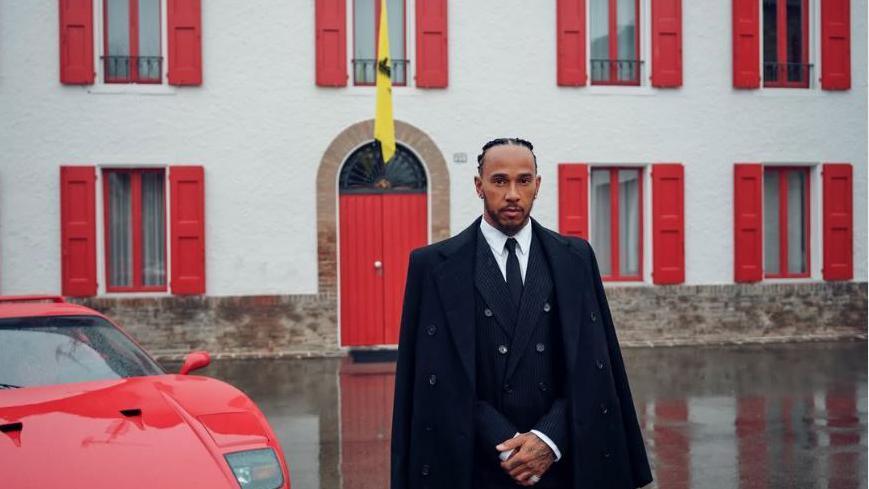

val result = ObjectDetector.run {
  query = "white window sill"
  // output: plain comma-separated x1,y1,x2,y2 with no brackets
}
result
581,84,657,96
99,291,174,298
760,277,820,284
88,84,177,96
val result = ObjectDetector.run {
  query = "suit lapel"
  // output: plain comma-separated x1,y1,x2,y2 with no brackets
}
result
504,236,553,381
433,220,479,387
475,230,518,338
534,220,585,375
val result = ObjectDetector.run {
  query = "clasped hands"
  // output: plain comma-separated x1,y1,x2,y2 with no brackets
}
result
496,432,555,486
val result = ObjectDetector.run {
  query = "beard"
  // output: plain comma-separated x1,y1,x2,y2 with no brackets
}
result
484,199,532,236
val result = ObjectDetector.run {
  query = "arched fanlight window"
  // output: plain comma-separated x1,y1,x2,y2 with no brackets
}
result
339,142,427,194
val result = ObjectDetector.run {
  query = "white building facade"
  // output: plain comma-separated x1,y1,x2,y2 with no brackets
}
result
0,0,865,355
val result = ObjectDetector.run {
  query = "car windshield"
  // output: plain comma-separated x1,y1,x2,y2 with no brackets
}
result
0,315,164,388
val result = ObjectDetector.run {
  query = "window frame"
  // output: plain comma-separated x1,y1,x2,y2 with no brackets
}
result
591,166,645,282
762,0,811,88
102,0,163,84
102,168,168,293
763,166,811,278
351,0,408,87
590,0,642,86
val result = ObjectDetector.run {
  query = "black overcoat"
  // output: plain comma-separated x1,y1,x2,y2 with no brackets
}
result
390,218,653,489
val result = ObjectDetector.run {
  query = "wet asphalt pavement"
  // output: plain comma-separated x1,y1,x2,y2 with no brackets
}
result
180,341,867,489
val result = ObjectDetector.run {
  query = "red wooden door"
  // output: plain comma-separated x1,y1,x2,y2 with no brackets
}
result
340,193,427,346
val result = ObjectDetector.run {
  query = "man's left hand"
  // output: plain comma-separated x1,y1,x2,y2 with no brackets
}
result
496,432,555,486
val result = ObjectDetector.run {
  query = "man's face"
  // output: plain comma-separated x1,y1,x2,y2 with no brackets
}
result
474,144,541,236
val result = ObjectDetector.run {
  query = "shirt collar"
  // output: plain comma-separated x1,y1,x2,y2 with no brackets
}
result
480,217,533,256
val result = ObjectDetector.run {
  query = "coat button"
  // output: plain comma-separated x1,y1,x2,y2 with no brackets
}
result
535,343,545,353
543,302,551,312
498,345,508,355
538,381,548,392
600,403,609,414
428,374,437,386
425,425,433,432
590,311,598,322
484,308,493,317
503,384,512,393
427,324,437,336
602,451,611,460
596,360,604,370
421,464,431,476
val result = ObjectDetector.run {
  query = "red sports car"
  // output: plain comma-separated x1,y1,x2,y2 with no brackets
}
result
0,295,291,489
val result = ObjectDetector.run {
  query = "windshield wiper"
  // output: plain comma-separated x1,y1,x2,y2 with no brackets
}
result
0,383,21,389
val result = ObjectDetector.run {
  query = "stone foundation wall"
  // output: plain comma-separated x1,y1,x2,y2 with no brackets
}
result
75,282,867,359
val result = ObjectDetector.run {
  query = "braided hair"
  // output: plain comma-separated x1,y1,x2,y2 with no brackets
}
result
476,138,538,174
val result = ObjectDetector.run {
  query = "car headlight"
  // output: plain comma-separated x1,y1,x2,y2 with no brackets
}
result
225,448,284,489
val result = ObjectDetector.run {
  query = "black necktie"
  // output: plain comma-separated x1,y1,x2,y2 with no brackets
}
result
505,238,523,308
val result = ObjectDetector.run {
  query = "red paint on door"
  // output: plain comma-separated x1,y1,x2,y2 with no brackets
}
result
340,193,427,346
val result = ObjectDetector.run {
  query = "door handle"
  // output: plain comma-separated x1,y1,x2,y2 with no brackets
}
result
374,260,383,269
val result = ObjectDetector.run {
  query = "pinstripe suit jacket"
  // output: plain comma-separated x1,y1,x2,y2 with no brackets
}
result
391,217,652,489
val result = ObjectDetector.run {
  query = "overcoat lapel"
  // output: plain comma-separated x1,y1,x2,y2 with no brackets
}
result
475,230,518,338
533,220,585,375
503,236,553,381
433,220,479,387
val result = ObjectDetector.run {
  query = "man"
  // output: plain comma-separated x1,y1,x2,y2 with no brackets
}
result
390,138,652,489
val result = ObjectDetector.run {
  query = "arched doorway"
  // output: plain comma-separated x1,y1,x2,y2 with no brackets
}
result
339,141,428,346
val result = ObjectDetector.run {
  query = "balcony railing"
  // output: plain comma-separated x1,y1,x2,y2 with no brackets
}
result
590,59,643,86
763,62,813,88
352,59,409,86
102,56,163,84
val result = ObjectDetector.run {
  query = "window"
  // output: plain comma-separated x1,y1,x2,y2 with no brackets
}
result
589,0,641,85
103,169,167,292
103,0,162,83
352,0,407,86
590,168,643,280
763,0,810,87
763,167,810,277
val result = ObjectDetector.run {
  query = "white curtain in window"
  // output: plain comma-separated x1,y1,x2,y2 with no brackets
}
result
617,0,637,81
108,173,132,287
138,0,161,80
591,169,612,275
590,0,610,81
141,172,166,286
618,170,640,276
106,0,130,78
763,169,781,274
786,171,806,274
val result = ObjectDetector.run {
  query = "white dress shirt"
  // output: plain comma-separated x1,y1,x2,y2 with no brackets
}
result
479,218,562,462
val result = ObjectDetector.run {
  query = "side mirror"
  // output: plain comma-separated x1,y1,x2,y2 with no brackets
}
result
179,351,211,375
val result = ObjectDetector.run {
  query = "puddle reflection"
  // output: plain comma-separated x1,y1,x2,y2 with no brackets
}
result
193,341,866,489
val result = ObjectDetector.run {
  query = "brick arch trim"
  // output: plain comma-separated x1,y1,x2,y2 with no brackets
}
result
316,119,450,293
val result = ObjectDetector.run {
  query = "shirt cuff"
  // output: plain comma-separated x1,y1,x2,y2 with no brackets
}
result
530,429,562,461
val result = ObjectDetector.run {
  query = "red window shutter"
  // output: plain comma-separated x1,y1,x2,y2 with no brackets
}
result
823,164,852,280
651,0,682,88
170,166,206,294
558,164,589,239
60,166,97,296
557,0,587,86
732,0,759,89
315,0,347,87
59,0,94,84
821,0,851,90
415,0,449,88
652,164,684,284
167,0,202,86
733,164,763,282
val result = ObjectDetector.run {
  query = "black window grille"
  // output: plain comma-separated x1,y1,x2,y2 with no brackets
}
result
352,59,409,86
590,59,643,85
763,62,813,88
102,56,163,84
339,141,427,194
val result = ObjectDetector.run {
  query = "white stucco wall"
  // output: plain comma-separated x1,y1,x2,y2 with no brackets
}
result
0,0,865,296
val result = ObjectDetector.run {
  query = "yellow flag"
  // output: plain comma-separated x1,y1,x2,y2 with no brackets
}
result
374,0,395,164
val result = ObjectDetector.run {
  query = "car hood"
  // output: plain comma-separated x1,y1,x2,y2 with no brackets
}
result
0,375,285,489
